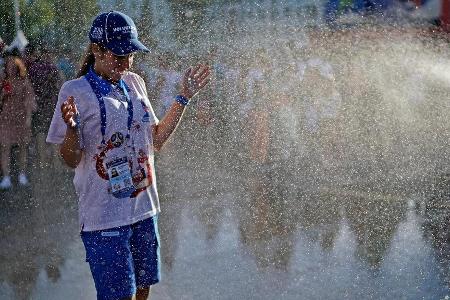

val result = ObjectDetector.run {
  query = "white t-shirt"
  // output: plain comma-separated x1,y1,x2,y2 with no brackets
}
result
47,71,160,232
240,68,264,115
224,66,240,102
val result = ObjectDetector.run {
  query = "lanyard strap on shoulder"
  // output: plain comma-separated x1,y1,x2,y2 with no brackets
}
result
120,82,134,141
85,73,134,145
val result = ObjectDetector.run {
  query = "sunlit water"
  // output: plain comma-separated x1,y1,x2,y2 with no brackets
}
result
1,159,450,299
1,1,450,299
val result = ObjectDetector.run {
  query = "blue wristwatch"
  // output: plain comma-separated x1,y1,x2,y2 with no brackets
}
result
175,94,189,106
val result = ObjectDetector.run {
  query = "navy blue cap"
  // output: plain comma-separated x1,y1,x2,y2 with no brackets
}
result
89,11,150,56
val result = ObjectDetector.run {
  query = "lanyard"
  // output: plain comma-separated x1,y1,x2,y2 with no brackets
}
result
85,71,134,145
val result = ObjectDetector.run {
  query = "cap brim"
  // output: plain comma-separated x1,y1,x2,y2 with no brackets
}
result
107,39,150,56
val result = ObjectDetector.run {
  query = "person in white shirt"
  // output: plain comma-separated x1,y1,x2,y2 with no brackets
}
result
46,11,210,300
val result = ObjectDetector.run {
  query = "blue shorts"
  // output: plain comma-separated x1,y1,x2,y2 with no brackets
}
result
80,216,160,300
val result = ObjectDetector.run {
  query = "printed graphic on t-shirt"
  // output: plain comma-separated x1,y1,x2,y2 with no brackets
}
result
140,100,151,123
93,127,153,199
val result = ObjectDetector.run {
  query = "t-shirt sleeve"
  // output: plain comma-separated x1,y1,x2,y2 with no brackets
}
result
46,81,75,145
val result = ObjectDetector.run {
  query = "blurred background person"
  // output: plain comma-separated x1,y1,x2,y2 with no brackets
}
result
154,51,182,119
26,44,64,167
245,49,270,167
55,46,76,81
0,48,36,189
0,37,5,82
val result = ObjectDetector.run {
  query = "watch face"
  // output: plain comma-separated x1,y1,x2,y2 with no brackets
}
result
111,132,124,148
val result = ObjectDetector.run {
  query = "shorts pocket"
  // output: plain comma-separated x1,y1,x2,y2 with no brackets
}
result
81,229,131,263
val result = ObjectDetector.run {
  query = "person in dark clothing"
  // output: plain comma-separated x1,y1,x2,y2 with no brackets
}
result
27,46,64,166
